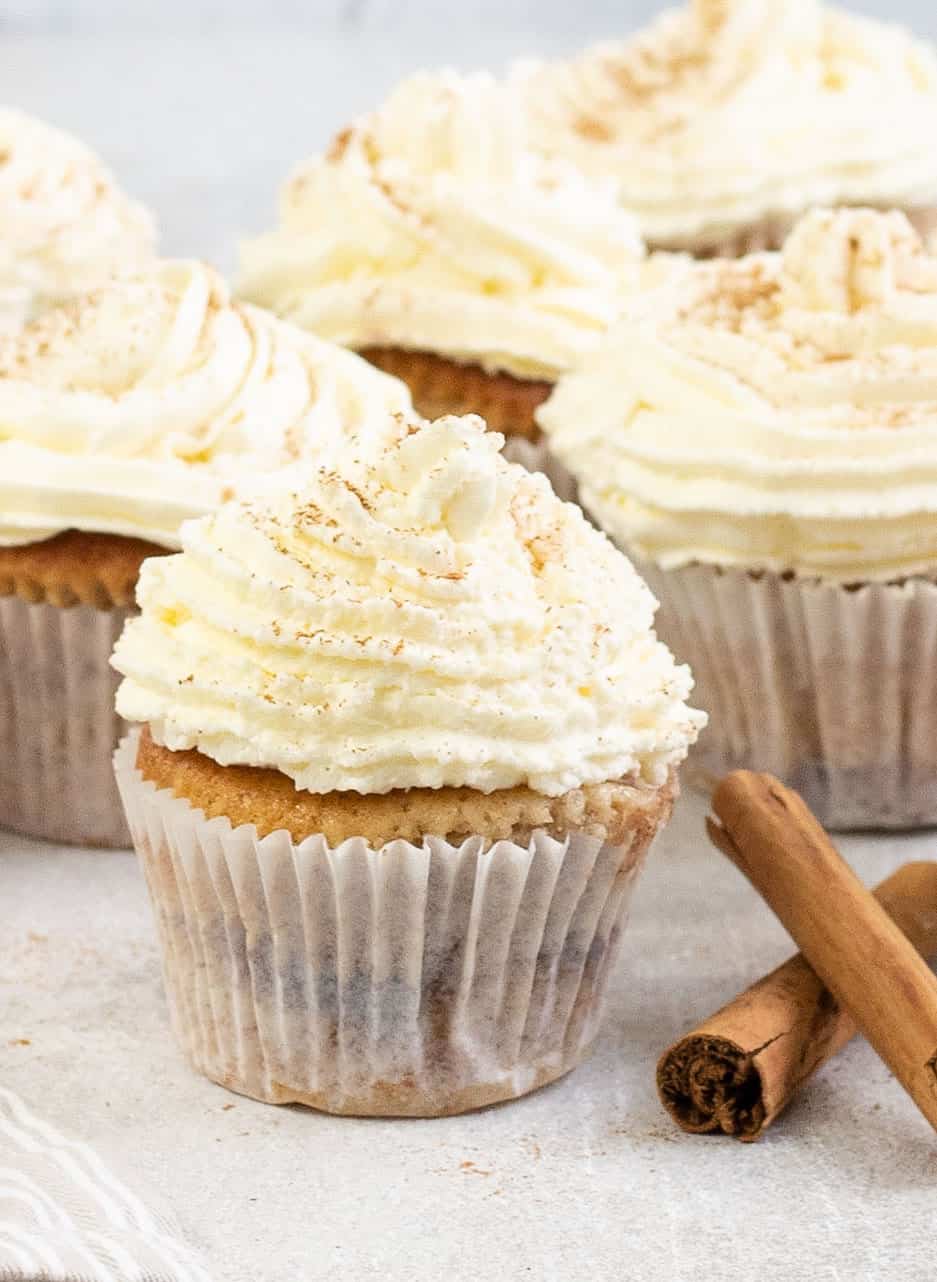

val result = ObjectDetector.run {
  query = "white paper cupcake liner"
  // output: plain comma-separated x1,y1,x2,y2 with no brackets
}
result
114,731,665,1116
630,559,937,830
0,596,132,847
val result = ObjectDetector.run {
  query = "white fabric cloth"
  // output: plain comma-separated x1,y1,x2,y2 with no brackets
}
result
0,1088,213,1282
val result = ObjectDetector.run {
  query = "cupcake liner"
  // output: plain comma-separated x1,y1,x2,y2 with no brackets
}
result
360,346,551,441
114,731,662,1116
0,596,132,847
631,558,937,830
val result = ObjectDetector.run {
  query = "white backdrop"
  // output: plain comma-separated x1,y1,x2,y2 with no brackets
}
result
4,0,937,35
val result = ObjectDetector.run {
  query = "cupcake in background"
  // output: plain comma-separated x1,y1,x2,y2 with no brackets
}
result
0,108,156,332
514,0,937,256
0,260,411,846
539,207,937,829
238,70,678,441
112,413,704,1116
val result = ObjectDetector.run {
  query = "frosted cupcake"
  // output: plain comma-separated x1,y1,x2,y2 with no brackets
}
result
112,413,704,1116
539,207,937,828
0,108,155,332
238,71,671,440
514,0,937,256
0,260,411,846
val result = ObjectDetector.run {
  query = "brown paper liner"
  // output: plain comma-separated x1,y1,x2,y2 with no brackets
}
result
631,559,937,830
114,732,672,1116
0,596,133,846
359,346,551,441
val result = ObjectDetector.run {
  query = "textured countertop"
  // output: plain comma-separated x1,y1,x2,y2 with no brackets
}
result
2,24,936,1282
3,791,935,1282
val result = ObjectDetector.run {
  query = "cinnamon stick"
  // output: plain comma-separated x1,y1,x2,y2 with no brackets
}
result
657,859,937,1140
685,771,937,1135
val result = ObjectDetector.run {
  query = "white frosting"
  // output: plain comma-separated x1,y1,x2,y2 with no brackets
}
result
538,208,937,582
0,260,412,548
238,71,656,381
113,414,704,796
0,108,156,328
515,0,937,251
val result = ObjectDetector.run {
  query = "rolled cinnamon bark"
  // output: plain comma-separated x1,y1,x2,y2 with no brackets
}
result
709,773,937,1133
658,858,937,1140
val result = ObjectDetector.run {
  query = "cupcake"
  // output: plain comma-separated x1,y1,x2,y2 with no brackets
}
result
238,71,673,441
0,260,412,846
0,108,156,332
538,207,937,829
514,0,937,257
111,413,704,1116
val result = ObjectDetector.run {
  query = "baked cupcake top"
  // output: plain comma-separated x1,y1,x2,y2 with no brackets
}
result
238,71,658,381
0,260,412,549
514,0,937,252
113,414,704,796
538,207,937,582
0,108,156,331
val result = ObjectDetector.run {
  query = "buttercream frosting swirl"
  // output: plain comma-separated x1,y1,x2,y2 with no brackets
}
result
538,208,937,582
514,0,937,251
113,414,704,796
238,70,655,380
0,260,412,548
0,108,156,331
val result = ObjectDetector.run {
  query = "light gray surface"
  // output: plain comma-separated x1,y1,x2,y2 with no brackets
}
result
2,792,935,1282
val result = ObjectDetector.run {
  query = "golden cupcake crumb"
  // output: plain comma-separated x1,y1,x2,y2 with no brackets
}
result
136,726,675,848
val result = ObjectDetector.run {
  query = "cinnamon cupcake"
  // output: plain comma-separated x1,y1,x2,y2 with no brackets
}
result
514,0,937,256
0,260,411,846
238,71,675,441
539,207,937,828
0,108,155,332
112,413,704,1116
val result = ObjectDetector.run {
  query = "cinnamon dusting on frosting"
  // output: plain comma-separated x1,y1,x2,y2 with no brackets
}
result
114,412,704,795
538,208,937,580
515,0,937,251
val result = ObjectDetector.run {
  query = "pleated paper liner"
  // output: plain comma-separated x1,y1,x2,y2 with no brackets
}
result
0,596,133,847
114,731,671,1117
632,559,937,830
